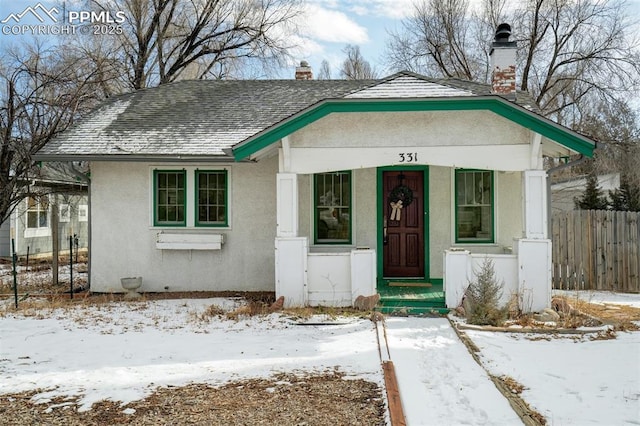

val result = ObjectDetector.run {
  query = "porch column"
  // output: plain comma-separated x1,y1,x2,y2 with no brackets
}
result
444,249,471,309
523,170,548,239
520,170,552,312
518,239,552,312
276,173,298,237
275,172,307,307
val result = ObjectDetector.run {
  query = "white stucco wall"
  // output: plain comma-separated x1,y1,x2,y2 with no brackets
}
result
291,111,529,148
90,157,278,293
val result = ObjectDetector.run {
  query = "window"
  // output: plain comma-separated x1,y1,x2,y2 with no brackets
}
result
314,171,351,244
196,170,227,226
455,169,494,243
154,170,186,226
26,196,49,229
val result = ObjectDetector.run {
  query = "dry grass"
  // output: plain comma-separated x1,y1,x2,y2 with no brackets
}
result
503,295,640,333
0,372,386,426
501,376,526,395
567,296,640,331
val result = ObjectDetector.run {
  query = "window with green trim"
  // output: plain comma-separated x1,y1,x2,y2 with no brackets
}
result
455,169,494,243
196,170,227,226
154,170,186,226
314,171,351,244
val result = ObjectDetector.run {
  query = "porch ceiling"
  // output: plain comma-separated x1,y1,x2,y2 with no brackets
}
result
232,97,595,163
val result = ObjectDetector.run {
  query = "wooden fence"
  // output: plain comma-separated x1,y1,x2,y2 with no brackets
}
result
551,210,640,292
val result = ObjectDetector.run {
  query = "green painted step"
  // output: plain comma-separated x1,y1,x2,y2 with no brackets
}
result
379,297,444,307
377,282,447,316
376,305,450,316
377,297,448,316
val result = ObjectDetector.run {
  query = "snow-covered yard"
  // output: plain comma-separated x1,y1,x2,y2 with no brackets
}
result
1,289,639,425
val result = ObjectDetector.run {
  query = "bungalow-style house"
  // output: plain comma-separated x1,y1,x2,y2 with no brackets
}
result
36,26,595,313
0,165,88,259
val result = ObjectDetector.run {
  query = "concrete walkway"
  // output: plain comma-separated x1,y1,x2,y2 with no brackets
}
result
383,317,523,425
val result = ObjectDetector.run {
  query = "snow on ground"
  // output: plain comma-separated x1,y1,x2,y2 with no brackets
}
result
1,293,639,425
468,326,640,425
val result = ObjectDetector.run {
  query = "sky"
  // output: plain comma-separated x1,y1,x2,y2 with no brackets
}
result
0,0,415,79
1,277,639,424
1,0,640,80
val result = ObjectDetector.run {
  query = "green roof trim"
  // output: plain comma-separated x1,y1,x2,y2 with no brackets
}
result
232,97,595,161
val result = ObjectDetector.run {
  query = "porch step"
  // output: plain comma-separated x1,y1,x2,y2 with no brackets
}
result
377,305,450,316
377,294,449,316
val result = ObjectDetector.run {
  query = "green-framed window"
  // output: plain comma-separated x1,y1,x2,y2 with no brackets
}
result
455,169,494,243
196,170,227,226
154,170,186,226
314,171,351,244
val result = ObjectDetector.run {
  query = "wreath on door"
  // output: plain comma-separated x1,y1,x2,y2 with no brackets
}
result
389,184,414,207
388,184,413,221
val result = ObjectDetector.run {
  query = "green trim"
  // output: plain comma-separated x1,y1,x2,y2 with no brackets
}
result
153,169,187,227
376,165,430,285
194,169,228,227
233,98,595,161
313,171,352,245
454,169,495,244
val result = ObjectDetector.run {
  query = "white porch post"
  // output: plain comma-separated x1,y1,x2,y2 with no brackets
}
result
520,170,552,312
523,170,548,239
444,249,471,309
275,172,308,307
276,173,298,237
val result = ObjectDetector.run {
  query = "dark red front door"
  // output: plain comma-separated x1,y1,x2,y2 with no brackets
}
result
383,170,425,278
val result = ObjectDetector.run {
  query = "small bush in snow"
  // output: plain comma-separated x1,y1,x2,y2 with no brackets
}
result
464,258,507,326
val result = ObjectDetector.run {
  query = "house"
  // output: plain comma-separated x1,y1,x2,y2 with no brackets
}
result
0,165,88,259
35,26,595,313
551,173,619,212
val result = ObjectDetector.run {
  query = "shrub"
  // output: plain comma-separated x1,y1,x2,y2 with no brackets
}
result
464,258,507,326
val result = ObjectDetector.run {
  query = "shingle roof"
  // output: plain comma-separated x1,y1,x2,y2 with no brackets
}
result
36,71,541,160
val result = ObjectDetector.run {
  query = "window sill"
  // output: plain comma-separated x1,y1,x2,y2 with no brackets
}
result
24,228,51,238
309,245,355,254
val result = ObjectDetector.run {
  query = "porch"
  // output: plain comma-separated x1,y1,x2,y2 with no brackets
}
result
274,165,552,313
231,99,589,314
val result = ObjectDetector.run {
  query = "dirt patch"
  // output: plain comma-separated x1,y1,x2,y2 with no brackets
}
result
0,372,385,426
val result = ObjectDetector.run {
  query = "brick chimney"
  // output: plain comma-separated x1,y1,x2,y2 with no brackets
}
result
295,60,313,80
490,23,516,99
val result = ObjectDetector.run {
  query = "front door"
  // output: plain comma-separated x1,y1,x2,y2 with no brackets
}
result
382,169,426,278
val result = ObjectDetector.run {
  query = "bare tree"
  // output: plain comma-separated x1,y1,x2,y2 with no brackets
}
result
385,0,640,120
0,45,104,224
579,99,640,189
89,0,302,89
317,59,332,80
386,0,493,81
340,45,378,80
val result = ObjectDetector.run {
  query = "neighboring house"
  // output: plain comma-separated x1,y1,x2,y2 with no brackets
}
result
0,166,88,258
36,26,595,312
551,173,620,212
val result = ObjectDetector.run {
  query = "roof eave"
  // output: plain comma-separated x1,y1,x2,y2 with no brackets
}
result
34,153,240,163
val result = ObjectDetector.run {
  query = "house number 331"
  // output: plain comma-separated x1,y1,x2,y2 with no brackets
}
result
398,152,418,163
